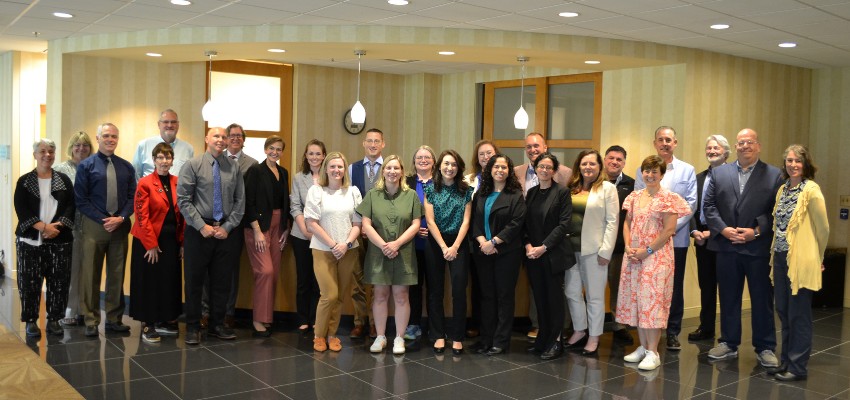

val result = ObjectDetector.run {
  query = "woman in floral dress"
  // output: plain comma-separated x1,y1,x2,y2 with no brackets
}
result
615,155,691,371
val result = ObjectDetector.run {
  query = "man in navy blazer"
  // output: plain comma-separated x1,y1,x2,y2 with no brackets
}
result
703,128,783,368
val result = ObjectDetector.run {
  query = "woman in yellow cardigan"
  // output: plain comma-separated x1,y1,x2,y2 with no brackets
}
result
770,144,829,382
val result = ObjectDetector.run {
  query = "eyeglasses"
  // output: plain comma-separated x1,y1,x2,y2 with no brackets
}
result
228,134,244,139
415,155,432,160
536,164,554,171
159,120,179,124
155,155,173,161
736,140,758,147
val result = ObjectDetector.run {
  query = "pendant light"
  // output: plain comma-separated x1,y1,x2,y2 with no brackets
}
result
201,50,221,123
350,50,367,124
514,56,529,130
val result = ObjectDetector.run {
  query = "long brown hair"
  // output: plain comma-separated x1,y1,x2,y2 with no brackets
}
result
568,150,605,194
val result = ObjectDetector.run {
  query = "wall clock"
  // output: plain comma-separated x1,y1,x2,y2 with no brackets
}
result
343,109,366,135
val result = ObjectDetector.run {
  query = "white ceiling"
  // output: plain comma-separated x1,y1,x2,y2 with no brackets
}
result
2,0,850,73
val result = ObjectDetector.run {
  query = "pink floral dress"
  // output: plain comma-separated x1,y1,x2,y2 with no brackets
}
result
615,188,691,329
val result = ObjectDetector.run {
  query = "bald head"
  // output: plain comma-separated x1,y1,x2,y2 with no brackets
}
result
735,128,761,168
205,127,227,157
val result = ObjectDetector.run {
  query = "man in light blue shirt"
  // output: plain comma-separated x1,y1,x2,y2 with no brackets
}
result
634,126,697,351
133,109,194,180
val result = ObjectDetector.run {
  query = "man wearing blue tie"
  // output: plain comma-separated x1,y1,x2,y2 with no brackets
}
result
178,127,245,345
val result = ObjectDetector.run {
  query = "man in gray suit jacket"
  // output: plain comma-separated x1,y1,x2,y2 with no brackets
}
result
703,128,783,368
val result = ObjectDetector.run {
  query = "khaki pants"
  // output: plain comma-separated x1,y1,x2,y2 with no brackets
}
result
80,217,130,327
314,249,360,338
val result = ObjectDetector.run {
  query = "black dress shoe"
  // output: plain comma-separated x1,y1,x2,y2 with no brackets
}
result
252,328,272,338
766,363,788,376
185,329,200,345
105,321,131,332
46,320,64,336
666,336,681,350
84,325,98,337
452,346,464,356
613,328,634,344
25,322,41,338
484,346,505,356
469,341,488,353
687,328,714,341
775,371,807,381
210,325,236,340
565,333,588,350
540,342,563,360
527,345,543,354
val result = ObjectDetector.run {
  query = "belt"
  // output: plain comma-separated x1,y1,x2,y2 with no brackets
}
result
202,217,223,227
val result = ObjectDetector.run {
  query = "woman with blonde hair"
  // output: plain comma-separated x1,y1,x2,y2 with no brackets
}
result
304,152,362,352
357,155,423,355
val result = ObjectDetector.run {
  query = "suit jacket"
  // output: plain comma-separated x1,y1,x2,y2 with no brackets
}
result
130,173,184,250
515,163,572,194
610,173,635,254
14,169,76,243
471,189,526,254
244,161,291,232
524,184,576,274
703,160,783,256
579,181,620,260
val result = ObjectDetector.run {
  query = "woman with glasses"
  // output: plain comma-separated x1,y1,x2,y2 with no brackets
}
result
129,143,184,343
54,132,92,327
404,145,436,341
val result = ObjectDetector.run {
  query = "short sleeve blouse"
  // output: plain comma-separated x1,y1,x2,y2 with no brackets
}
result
424,183,473,235
304,185,362,251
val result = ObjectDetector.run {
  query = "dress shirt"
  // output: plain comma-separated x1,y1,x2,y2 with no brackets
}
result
75,151,136,223
133,136,194,180
634,155,697,248
524,164,538,194
349,156,383,191
177,152,245,233
737,160,756,194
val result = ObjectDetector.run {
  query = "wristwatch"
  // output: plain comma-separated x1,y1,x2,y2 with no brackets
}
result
646,246,654,255
346,241,353,249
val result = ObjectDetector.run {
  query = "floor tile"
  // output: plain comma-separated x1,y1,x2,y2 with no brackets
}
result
39,339,124,366
714,373,831,400
205,337,304,365
203,387,290,399
349,360,459,395
416,351,521,380
51,356,152,387
157,366,269,399
74,377,180,400
240,354,344,386
528,352,631,384
595,369,709,399
131,347,232,376
468,367,578,400
403,381,513,400
276,374,393,400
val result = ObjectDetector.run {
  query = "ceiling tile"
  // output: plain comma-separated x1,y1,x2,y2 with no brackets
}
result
822,2,850,18
783,19,850,37
527,24,631,40
695,0,809,17
238,0,342,14
33,0,129,14
132,0,233,14
11,16,88,33
207,4,297,23
304,3,402,23
180,14,261,28
458,0,565,13
795,0,850,6
618,25,704,42
576,0,689,14
97,14,174,30
572,15,661,33
371,14,453,28
467,13,559,31
634,4,729,25
276,14,354,25
744,7,838,27
346,0,453,13
413,3,510,24
652,35,738,48
715,28,800,45
112,3,200,23
517,3,621,24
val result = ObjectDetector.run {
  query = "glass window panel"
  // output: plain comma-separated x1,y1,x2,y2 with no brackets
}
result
548,148,591,172
210,71,281,131
493,86,536,140
547,82,594,140
499,148,526,169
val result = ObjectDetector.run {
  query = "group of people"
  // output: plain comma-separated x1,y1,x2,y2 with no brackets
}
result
14,116,829,379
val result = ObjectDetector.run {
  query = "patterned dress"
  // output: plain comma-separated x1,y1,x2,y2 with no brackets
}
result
615,188,691,328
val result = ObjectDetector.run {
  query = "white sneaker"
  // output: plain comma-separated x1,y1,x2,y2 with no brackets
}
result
638,350,661,371
624,346,647,363
370,335,387,353
392,336,406,355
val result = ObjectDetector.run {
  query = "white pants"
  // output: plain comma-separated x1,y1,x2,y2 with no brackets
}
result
565,252,609,337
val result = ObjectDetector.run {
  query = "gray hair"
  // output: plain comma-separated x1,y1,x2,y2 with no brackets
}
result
706,134,731,159
96,122,118,137
655,125,677,138
33,138,56,153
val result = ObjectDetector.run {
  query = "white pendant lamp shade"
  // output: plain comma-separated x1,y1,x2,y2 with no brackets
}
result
351,100,366,124
514,106,529,130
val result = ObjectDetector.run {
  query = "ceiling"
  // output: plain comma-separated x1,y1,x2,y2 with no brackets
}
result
2,0,850,73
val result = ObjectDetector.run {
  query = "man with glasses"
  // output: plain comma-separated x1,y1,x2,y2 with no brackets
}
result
634,126,697,351
347,128,385,339
703,129,782,369
133,109,194,180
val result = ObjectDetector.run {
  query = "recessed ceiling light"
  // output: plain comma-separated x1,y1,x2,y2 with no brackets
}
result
267,48,286,53
559,12,580,18
388,0,409,5
710,24,730,30
53,12,73,18
584,60,600,64
778,42,797,48
170,0,192,5
438,51,455,55
146,52,162,57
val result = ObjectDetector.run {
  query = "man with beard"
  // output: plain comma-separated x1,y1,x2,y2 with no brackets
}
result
688,135,731,342
634,126,697,351
133,109,194,180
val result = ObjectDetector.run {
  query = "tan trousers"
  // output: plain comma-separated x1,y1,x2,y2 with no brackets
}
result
313,249,359,338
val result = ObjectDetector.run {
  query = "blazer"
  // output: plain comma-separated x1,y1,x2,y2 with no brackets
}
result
515,163,572,193
471,189,526,255
610,173,635,254
244,161,291,232
130,173,184,250
290,171,316,239
524,184,576,274
703,160,783,256
14,169,76,243
578,181,620,260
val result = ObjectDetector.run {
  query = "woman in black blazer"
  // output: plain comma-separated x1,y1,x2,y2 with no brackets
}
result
524,153,574,360
14,139,76,338
244,136,291,337
470,154,526,355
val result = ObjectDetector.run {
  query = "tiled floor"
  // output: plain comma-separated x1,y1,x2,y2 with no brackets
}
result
2,279,850,399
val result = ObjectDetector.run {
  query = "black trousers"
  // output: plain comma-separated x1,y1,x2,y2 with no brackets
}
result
292,236,320,326
694,242,718,332
408,244,431,328
773,251,814,375
716,251,776,351
526,257,565,352
184,225,240,331
16,240,72,322
475,249,522,349
426,235,468,342
202,226,244,318
666,247,689,336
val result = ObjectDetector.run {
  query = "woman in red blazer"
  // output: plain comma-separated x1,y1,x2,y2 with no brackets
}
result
129,143,185,344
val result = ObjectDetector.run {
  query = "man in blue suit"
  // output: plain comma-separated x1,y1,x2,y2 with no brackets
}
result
703,128,782,369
